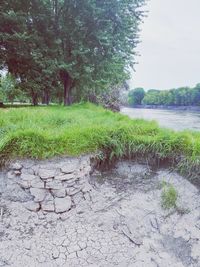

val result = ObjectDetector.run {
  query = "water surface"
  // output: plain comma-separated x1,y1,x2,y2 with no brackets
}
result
121,107,200,131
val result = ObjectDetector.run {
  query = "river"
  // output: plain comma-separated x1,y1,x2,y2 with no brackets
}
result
121,107,200,131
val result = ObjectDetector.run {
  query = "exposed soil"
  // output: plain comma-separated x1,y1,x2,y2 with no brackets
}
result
0,158,200,267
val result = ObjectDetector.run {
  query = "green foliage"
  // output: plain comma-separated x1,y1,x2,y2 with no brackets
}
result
161,183,178,210
0,88,3,101
128,88,145,105
0,0,145,105
142,89,162,105
0,74,15,102
0,74,26,103
128,84,200,106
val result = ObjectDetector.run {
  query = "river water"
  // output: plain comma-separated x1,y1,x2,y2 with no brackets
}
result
121,107,200,131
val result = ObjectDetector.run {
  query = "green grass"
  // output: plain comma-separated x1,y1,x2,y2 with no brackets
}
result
1,102,200,178
161,183,178,210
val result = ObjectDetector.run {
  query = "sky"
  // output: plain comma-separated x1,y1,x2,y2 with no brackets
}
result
129,0,200,90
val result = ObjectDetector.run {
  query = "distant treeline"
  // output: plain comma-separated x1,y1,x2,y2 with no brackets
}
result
128,84,200,106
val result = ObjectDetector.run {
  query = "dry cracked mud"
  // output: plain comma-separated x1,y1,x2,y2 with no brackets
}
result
0,158,200,267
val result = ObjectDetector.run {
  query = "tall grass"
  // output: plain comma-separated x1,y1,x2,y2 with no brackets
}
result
1,103,200,179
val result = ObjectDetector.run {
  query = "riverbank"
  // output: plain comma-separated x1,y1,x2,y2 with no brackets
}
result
130,105,200,111
1,104,200,266
1,103,200,179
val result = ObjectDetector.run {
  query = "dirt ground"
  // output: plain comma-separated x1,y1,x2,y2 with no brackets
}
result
0,159,200,267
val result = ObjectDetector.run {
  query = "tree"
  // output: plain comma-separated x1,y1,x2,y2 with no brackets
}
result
142,89,160,105
128,87,145,105
0,0,58,105
141,87,200,106
0,0,145,105
0,73,26,103
53,0,146,105
191,84,200,105
1,73,16,103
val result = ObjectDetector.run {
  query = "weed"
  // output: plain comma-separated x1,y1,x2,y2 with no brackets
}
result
161,183,178,210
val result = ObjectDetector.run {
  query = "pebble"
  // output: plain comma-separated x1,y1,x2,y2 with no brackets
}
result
11,162,22,170
38,169,56,180
24,201,40,212
54,196,72,213
61,162,79,174
30,188,47,202
51,189,66,198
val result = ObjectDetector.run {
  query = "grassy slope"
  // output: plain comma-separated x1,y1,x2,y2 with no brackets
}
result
0,103,200,176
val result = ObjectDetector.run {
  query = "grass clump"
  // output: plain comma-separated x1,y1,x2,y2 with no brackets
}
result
161,183,178,210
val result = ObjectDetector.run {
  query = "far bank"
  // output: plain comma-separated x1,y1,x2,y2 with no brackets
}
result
129,105,200,111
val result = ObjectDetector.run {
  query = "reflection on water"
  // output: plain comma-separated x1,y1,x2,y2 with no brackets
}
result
121,107,200,131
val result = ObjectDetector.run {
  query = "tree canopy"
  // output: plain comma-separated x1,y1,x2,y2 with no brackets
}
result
128,87,145,105
128,85,200,106
0,0,145,105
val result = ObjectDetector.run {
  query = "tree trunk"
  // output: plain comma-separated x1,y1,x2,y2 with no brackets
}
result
67,87,72,105
32,97,38,106
31,91,38,106
42,89,50,105
63,72,72,106
58,92,62,105
63,76,68,106
42,95,45,104
45,90,50,105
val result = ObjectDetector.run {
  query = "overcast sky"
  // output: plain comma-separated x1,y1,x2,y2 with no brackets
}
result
129,0,200,90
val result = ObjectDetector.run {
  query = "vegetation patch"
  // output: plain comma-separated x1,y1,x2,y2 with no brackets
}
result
128,84,200,107
1,103,200,179
161,183,178,210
